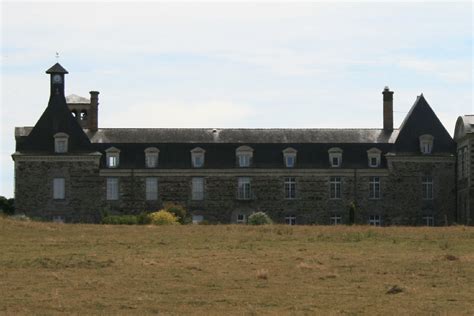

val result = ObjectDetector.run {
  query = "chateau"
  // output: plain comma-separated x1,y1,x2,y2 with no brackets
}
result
12,63,471,225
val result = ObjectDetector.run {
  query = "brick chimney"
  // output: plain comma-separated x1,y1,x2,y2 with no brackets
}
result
89,91,99,132
382,86,394,131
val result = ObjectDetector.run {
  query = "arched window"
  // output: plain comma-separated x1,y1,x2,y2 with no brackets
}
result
80,110,88,121
53,132,69,153
144,147,159,168
419,134,434,154
328,147,343,167
282,147,297,168
367,148,382,168
236,146,253,167
190,147,205,168
71,110,77,118
105,147,120,168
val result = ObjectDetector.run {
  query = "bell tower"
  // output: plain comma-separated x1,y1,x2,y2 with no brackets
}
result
45,63,69,96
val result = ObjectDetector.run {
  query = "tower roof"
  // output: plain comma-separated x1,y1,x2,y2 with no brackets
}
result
45,63,69,74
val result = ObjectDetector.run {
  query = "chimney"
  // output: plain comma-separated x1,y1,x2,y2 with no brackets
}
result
89,91,99,132
382,86,394,131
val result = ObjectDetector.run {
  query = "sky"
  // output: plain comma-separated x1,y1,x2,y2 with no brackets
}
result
1,1,472,198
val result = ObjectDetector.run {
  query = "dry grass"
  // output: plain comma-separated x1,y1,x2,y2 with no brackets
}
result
0,218,473,315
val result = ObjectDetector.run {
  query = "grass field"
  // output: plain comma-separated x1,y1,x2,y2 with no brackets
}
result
0,218,473,315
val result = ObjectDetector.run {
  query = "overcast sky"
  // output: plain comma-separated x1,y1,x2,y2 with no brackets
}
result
1,1,472,198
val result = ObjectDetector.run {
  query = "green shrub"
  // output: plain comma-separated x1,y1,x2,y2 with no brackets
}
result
102,215,139,225
149,210,180,225
248,212,272,225
137,213,151,225
163,202,187,224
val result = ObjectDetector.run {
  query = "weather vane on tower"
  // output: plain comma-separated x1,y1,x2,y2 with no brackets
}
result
55,52,60,61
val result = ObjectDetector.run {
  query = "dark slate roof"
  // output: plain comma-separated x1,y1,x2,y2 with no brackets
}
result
85,128,399,144
395,95,455,153
45,63,68,74
18,93,92,153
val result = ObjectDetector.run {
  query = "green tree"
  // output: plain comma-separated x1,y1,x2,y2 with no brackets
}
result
0,196,14,215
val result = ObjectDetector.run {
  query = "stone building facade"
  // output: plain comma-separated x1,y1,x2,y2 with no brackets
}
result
454,116,474,225
12,63,460,225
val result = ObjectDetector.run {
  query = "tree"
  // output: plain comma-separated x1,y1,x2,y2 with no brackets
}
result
0,196,15,215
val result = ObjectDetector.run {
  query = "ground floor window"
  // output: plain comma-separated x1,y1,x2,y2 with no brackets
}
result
369,215,382,226
52,215,65,223
192,215,204,224
422,215,434,226
145,177,158,201
285,215,296,225
330,214,342,225
53,178,65,200
237,214,246,224
106,177,119,200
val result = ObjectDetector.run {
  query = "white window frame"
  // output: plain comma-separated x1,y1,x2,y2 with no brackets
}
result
54,132,69,153
369,176,381,199
237,214,246,224
419,134,434,155
145,177,158,201
422,176,433,200
192,177,205,200
283,147,297,168
106,177,119,201
237,177,252,200
330,214,342,225
367,148,381,168
329,176,342,199
105,147,120,168
422,215,434,226
328,147,343,167
285,215,296,226
236,146,253,167
369,215,382,226
284,177,296,200
191,147,205,168
53,178,65,200
145,147,159,168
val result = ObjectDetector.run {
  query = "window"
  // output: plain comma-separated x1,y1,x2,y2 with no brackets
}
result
52,215,65,223
53,178,65,200
192,177,205,200
145,177,158,201
284,177,296,199
369,176,381,199
367,148,381,168
237,177,252,200
106,177,119,200
419,134,434,154
285,215,296,225
54,133,69,153
329,176,341,199
328,147,343,167
145,147,159,168
192,215,204,224
191,147,205,168
422,176,433,200
105,147,120,168
458,149,464,179
237,214,246,224
422,215,434,226
330,214,342,225
236,146,253,167
463,147,469,178
283,147,297,168
369,215,382,226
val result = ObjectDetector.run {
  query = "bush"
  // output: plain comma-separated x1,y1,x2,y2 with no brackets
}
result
149,210,180,225
163,202,187,224
248,212,272,225
102,215,139,225
137,212,151,225
0,196,15,215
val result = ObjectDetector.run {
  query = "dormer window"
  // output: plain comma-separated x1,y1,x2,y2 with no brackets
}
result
283,147,297,168
105,147,120,168
54,133,69,153
236,146,253,167
419,134,434,154
367,148,382,168
191,147,205,168
328,147,343,167
145,147,159,168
